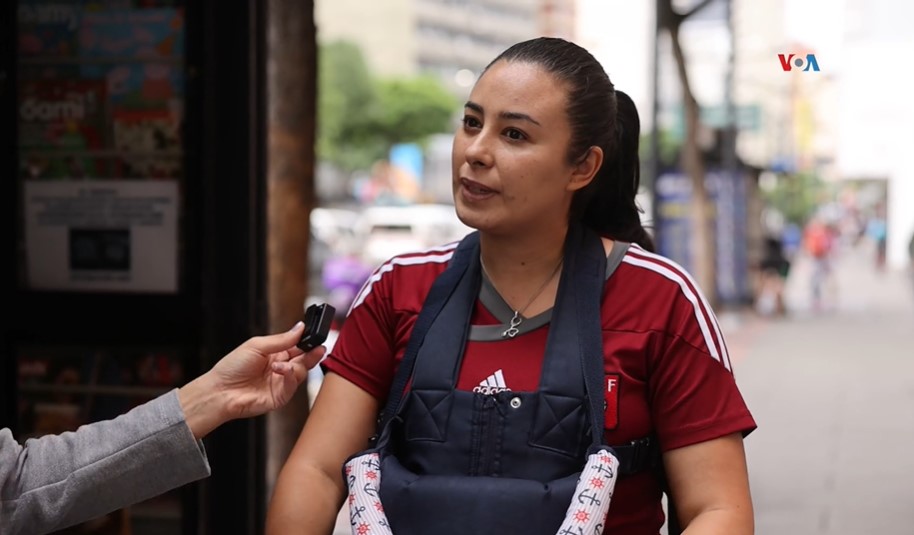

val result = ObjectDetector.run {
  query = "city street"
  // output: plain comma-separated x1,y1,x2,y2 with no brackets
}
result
732,242,914,534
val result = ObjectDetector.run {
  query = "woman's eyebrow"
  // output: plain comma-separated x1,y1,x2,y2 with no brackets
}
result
464,101,542,127
500,111,541,126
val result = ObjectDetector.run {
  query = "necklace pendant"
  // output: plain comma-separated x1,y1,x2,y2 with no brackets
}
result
502,311,523,339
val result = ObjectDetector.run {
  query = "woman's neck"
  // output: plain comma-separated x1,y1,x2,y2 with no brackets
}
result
478,223,568,315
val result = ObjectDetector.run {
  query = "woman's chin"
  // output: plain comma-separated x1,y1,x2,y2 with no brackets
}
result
454,202,487,231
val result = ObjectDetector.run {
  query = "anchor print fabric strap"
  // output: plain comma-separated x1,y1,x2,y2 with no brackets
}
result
555,449,620,535
346,453,393,535
346,450,619,535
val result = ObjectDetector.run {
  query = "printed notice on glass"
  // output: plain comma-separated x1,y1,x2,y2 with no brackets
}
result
24,180,179,293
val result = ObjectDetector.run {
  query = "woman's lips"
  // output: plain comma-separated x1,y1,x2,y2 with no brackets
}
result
460,177,498,201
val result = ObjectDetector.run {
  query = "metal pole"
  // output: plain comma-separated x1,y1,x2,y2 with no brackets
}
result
723,0,737,175
650,0,663,247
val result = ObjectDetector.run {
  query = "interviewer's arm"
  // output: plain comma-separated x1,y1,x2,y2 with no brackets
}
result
0,324,321,535
0,390,210,535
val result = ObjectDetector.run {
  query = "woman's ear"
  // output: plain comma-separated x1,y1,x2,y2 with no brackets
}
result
567,146,604,192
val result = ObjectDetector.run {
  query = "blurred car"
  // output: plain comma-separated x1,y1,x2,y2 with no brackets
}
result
311,207,360,246
308,227,334,297
355,204,472,268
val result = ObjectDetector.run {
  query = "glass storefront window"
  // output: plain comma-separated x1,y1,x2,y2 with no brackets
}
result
17,0,185,294
15,2,189,533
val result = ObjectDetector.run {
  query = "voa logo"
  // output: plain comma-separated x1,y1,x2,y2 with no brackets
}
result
778,53,820,72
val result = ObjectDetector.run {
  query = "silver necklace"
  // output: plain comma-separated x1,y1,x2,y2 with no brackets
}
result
482,258,563,338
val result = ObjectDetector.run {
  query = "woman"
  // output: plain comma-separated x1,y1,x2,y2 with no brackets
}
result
267,37,755,535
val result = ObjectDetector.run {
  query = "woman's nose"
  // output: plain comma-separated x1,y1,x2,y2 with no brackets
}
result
464,134,493,168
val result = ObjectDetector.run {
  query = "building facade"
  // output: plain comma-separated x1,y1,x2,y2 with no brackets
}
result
316,0,571,95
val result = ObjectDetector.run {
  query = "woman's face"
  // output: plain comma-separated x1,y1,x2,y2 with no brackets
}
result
451,60,589,236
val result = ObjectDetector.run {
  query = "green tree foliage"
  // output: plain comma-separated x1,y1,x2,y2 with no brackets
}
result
318,41,456,173
372,77,456,147
762,172,829,226
317,41,381,172
639,130,681,168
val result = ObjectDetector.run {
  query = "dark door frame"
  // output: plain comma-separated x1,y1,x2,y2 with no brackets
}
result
1,0,17,436
191,0,271,532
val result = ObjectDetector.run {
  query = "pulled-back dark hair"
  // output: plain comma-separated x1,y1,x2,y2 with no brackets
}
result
485,37,654,251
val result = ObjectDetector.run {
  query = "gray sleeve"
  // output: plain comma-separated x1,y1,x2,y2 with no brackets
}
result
0,389,211,535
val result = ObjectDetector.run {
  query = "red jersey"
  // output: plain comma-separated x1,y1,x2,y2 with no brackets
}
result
324,241,756,535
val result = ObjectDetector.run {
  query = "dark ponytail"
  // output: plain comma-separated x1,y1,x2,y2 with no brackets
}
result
574,90,655,251
486,38,654,252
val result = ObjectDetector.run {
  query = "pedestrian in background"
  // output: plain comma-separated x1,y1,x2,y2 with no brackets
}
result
757,234,790,317
865,206,888,272
908,230,914,299
804,217,836,311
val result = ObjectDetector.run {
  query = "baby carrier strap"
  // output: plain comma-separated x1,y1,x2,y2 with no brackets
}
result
375,227,655,476
376,232,480,432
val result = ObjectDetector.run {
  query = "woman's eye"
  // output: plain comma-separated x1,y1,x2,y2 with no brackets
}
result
504,128,526,141
462,116,481,129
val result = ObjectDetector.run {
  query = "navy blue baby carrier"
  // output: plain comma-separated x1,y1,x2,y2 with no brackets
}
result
344,225,666,534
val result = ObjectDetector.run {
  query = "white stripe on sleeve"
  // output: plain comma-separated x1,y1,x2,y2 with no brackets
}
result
349,247,456,313
621,255,730,371
628,246,732,370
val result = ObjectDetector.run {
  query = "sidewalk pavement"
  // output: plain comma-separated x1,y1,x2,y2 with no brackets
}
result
731,241,914,534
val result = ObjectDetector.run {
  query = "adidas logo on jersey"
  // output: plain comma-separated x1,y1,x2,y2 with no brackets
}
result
473,369,511,395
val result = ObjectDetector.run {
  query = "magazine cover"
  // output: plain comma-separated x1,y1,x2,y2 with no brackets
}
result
18,78,108,179
17,1,84,59
77,7,184,61
93,62,185,109
17,2,156,59
77,7,186,116
112,107,182,178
